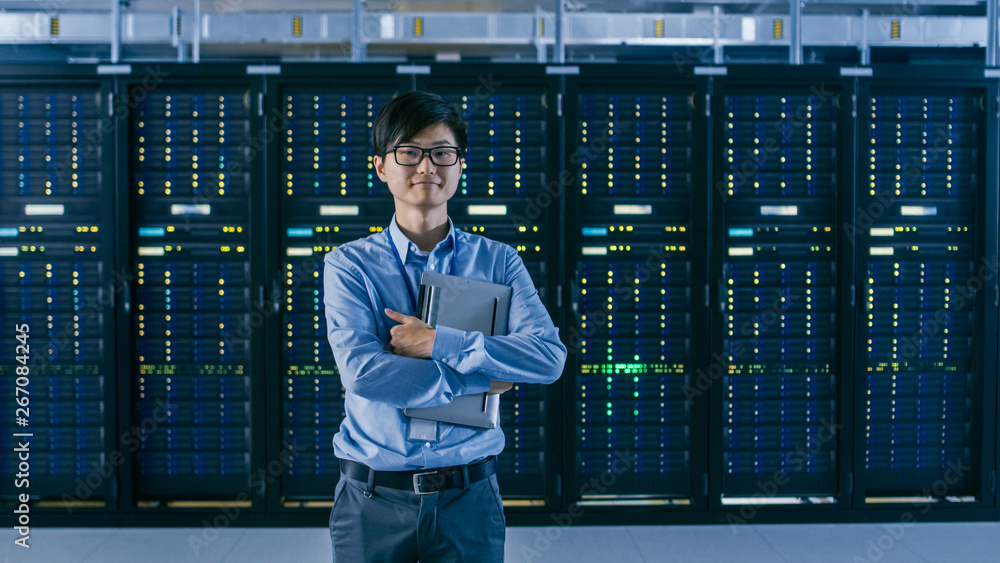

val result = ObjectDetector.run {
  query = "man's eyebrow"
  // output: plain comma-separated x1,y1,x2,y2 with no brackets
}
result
397,139,455,146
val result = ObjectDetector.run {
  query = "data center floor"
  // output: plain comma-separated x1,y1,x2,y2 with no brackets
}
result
4,521,1000,562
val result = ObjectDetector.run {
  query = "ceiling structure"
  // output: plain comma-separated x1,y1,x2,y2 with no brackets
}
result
0,1,995,64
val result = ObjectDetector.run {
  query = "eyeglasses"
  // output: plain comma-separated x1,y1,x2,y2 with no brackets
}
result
387,145,463,167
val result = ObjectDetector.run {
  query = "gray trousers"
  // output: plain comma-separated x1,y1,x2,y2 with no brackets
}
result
329,472,506,562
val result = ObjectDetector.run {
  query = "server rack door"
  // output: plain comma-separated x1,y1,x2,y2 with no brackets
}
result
0,80,117,509
420,71,558,502
856,83,989,504
714,80,844,500
127,83,257,501
991,84,1000,512
568,82,702,502
275,80,399,502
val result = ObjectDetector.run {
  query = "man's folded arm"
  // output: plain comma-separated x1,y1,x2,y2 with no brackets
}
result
430,246,567,384
324,251,492,408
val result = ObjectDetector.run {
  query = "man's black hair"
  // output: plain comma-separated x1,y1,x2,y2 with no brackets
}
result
371,90,469,157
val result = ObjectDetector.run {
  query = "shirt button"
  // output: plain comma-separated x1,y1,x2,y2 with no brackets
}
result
429,264,435,270
410,244,417,251
425,442,431,447
442,358,448,363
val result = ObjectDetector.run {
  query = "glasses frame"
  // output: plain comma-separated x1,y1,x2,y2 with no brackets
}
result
387,145,464,167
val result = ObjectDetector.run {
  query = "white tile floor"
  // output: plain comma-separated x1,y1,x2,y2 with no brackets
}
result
3,522,1000,562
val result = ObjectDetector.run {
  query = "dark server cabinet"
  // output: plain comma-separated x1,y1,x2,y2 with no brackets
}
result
0,77,117,508
127,80,261,501
420,67,560,502
272,69,400,503
712,74,849,501
566,68,707,503
855,76,995,503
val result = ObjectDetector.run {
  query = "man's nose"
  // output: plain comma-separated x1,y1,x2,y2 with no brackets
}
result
415,152,437,173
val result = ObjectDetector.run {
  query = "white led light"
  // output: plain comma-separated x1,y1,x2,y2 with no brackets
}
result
760,205,798,216
24,204,65,215
468,205,507,216
319,205,360,216
900,205,937,216
170,204,211,215
613,205,652,215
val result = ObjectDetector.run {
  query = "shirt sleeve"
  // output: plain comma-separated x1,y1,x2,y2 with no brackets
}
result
430,245,567,384
324,250,492,409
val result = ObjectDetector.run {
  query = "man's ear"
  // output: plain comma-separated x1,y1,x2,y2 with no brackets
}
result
373,154,387,181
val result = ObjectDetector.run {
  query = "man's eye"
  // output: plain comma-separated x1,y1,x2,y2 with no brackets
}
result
398,149,420,157
433,149,456,158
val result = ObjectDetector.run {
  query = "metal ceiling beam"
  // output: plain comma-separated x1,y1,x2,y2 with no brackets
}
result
789,0,802,65
0,9,995,64
555,0,565,64
988,0,997,67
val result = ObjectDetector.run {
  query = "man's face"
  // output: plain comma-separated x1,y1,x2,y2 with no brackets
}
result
374,122,464,215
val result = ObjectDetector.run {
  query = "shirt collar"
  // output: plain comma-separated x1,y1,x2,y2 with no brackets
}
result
388,214,456,263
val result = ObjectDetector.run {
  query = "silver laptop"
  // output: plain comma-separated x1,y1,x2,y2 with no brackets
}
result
402,271,512,429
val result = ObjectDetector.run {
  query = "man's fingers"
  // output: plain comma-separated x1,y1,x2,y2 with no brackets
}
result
385,308,415,323
488,380,514,394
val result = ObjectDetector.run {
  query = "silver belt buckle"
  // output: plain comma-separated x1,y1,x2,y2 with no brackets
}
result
412,470,440,495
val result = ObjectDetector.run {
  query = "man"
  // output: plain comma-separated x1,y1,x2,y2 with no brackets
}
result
323,90,566,562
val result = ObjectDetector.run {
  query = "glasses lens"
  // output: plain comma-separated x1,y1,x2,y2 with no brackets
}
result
430,148,459,165
393,146,459,166
393,147,422,165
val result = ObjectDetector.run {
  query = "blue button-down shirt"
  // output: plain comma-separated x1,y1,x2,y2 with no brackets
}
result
324,215,567,471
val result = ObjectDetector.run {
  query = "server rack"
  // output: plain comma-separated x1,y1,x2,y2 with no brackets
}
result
417,65,562,504
0,69,118,513
267,65,404,507
564,65,709,507
853,68,998,507
123,68,267,509
710,68,853,506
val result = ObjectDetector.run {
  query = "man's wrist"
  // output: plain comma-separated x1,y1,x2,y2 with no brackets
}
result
425,328,436,358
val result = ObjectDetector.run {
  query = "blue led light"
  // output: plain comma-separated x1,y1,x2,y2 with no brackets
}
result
0,228,18,237
728,228,753,237
582,227,607,237
286,228,313,238
138,227,166,237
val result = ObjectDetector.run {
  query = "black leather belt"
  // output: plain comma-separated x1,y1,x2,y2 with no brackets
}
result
339,456,496,495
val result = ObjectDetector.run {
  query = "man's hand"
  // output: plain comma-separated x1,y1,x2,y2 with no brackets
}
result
385,308,436,359
488,381,513,395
